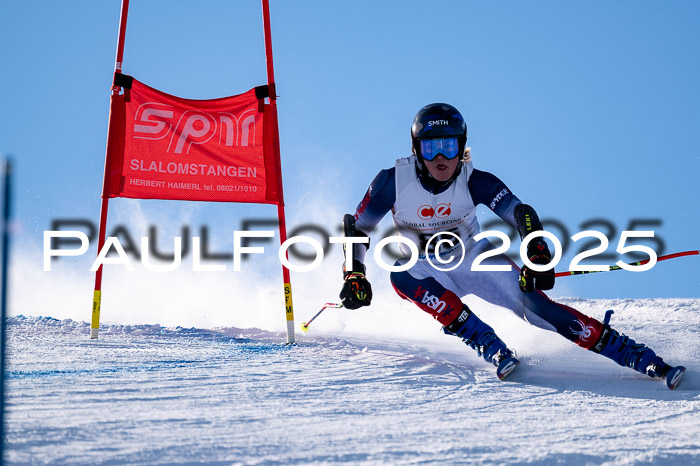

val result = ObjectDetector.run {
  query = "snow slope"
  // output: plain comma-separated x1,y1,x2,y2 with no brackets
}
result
4,298,700,465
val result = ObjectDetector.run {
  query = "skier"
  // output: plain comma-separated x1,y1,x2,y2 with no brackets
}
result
338,102,685,389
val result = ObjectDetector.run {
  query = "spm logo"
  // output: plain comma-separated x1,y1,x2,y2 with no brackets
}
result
417,203,451,220
133,103,258,154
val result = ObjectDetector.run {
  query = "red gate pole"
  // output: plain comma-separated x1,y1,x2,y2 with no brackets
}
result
262,0,295,344
91,0,130,339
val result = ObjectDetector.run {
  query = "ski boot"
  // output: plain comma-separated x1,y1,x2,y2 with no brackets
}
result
647,359,686,390
444,305,520,380
591,310,686,390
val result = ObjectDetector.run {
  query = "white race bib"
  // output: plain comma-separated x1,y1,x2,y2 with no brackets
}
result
392,156,480,261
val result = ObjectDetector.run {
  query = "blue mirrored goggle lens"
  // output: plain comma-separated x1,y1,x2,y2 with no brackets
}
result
419,138,460,161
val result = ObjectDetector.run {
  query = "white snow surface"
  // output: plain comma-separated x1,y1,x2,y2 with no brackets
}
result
4,297,700,465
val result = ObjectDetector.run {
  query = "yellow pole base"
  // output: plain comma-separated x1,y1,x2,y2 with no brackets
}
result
91,290,101,340
284,283,295,344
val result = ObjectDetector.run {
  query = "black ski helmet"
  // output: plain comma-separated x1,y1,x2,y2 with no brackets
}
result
411,103,467,161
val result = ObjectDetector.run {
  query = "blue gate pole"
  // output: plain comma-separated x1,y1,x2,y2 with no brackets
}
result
0,157,13,463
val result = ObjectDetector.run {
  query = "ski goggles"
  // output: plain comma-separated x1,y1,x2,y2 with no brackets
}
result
419,137,460,161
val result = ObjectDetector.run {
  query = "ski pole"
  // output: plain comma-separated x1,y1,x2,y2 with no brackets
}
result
555,250,699,277
301,302,343,332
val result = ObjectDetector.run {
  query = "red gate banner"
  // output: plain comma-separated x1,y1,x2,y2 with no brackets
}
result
103,75,281,204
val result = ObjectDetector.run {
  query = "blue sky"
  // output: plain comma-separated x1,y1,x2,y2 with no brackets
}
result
1,0,699,311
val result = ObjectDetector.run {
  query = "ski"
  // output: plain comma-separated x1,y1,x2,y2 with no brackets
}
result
666,366,686,390
496,356,520,381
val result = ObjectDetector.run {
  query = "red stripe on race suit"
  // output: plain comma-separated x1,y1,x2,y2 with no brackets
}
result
392,282,462,326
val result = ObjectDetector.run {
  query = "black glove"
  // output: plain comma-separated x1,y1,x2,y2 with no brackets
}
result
339,261,372,309
519,239,555,292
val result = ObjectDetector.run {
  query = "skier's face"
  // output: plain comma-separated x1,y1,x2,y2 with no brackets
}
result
424,154,460,181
